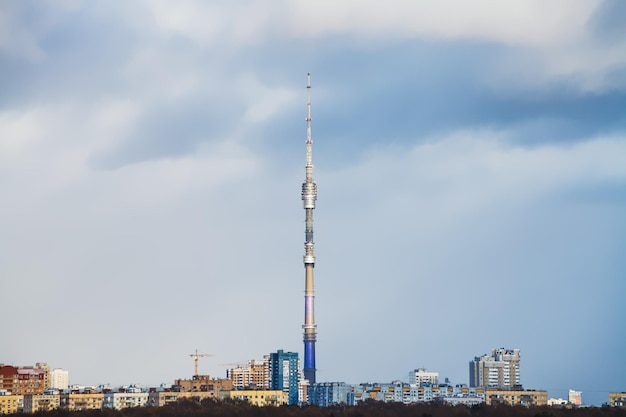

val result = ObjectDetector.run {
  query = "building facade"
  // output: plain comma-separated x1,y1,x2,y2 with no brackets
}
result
50,369,69,390
309,382,351,406
60,392,104,411
103,390,148,409
609,392,626,408
173,375,233,397
23,394,60,413
269,350,299,405
229,390,289,406
485,389,547,407
470,348,521,389
0,365,46,395
410,369,439,386
0,392,22,415
226,358,270,390
146,390,214,407
351,382,484,405
568,389,582,406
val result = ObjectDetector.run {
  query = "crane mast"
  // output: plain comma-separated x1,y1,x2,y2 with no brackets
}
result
189,349,213,378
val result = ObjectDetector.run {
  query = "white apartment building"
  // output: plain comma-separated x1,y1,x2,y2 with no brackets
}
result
410,369,439,386
569,389,582,406
103,390,148,409
50,369,69,390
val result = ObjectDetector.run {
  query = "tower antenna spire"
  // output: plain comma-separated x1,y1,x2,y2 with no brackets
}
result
302,72,317,384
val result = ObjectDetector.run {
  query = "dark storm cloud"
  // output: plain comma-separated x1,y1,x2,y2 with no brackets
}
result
221,36,626,174
242,39,626,166
325,43,625,141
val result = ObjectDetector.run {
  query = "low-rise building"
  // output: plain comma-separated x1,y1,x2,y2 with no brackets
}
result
147,390,214,407
547,397,569,406
229,390,289,406
60,391,104,411
351,382,484,405
103,389,148,409
309,382,351,406
0,392,22,415
609,392,626,408
23,394,60,413
174,375,233,398
485,389,547,406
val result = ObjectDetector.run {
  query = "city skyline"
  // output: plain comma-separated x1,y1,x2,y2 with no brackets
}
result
1,1,625,408
0,352,606,407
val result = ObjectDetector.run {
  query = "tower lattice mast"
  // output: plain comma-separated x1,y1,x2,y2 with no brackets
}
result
301,73,318,384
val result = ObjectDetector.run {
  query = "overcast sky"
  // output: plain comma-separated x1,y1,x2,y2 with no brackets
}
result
1,0,625,407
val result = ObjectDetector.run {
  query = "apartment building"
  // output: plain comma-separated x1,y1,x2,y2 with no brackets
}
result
229,390,289,406
226,358,270,390
0,365,46,395
470,348,521,389
609,392,626,408
23,394,60,413
0,392,22,415
60,391,104,411
485,388,547,406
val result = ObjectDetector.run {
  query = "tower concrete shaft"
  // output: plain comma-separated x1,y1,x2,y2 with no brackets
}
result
301,73,317,384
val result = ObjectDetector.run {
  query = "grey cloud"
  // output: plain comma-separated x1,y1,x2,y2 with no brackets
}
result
588,0,626,43
88,96,242,170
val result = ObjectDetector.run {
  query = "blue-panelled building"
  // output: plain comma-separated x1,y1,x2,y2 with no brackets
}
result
269,350,299,405
309,382,352,406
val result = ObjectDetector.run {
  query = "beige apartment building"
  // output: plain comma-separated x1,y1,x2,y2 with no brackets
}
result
486,389,547,406
229,390,289,406
0,394,22,415
60,392,104,411
147,391,215,407
609,392,626,408
174,375,233,397
227,359,270,390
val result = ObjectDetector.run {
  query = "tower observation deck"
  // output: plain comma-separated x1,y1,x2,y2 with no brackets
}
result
302,73,317,384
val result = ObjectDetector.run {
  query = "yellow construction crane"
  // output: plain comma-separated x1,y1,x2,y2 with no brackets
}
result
189,349,213,377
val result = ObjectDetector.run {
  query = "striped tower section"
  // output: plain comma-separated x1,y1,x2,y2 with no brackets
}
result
301,73,318,384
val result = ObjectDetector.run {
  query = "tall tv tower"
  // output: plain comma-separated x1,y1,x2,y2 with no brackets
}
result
301,73,318,384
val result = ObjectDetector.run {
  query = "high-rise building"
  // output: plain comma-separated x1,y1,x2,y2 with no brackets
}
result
469,348,521,389
226,358,270,390
301,73,318,385
568,389,582,406
410,369,439,386
269,350,299,405
50,369,69,390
